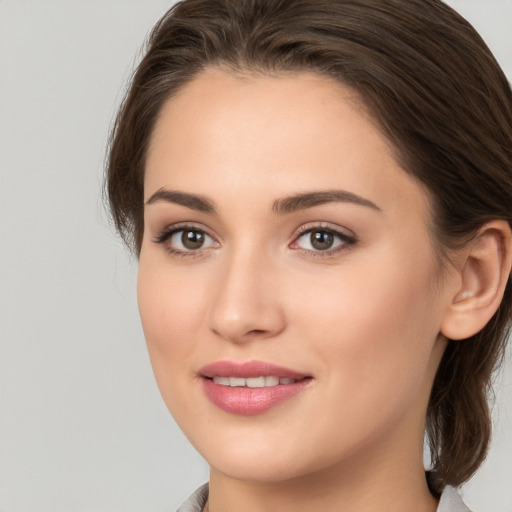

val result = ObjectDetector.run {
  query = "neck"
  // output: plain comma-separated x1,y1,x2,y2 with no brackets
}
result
208,461,437,512
207,419,439,512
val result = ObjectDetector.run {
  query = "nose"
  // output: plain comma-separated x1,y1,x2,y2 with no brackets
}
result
207,249,286,344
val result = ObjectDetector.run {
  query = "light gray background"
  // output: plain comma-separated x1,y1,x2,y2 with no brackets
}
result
0,1,511,511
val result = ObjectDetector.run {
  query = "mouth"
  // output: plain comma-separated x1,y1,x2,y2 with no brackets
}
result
199,360,313,415
199,360,310,380
209,375,302,387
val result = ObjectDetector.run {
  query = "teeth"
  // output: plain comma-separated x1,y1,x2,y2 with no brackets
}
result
212,376,297,387
212,376,230,386
265,376,279,386
246,376,265,388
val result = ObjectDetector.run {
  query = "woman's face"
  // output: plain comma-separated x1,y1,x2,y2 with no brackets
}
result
139,69,455,483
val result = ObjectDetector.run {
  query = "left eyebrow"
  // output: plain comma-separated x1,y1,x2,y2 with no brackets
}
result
145,188,216,213
272,190,381,215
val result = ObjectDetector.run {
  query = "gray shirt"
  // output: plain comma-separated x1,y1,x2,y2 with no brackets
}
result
176,483,471,512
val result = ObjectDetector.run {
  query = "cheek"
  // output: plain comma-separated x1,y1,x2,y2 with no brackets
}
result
136,255,207,402
293,248,442,422
137,249,210,336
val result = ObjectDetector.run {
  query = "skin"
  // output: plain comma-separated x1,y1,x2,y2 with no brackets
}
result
138,68,468,512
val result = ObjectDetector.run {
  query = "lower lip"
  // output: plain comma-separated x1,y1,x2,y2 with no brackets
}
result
202,378,311,415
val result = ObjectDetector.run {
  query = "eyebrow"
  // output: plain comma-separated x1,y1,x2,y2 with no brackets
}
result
145,188,380,215
145,188,215,213
272,190,381,215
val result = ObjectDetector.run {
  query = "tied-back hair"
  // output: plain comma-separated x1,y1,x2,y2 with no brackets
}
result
106,0,512,495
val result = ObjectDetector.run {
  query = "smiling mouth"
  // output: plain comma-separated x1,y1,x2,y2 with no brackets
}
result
199,361,313,415
209,376,303,387
201,376,312,415
199,360,311,380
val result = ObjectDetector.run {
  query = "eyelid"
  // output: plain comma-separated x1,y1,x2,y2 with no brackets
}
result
153,221,216,241
294,221,355,238
290,222,357,256
152,220,356,258
152,222,220,257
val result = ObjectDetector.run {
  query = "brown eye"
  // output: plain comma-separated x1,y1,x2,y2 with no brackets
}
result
293,226,355,254
163,228,216,252
309,230,334,251
153,224,219,257
181,230,206,250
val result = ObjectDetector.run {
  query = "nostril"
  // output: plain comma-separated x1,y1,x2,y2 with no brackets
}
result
208,298,286,343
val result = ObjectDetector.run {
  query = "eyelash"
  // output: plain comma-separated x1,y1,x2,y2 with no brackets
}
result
153,223,357,259
153,223,217,258
292,224,357,257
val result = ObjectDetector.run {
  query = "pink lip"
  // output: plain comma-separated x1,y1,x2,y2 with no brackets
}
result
200,360,309,379
199,360,312,416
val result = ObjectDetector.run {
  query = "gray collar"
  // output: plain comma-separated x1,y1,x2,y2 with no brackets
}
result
176,483,472,512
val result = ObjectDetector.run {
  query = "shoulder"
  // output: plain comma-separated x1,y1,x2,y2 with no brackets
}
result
175,483,209,512
437,485,472,512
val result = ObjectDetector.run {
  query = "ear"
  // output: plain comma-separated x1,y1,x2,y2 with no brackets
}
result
440,220,512,340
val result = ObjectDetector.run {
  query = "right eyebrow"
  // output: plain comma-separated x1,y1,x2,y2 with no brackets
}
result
272,189,381,215
145,188,216,213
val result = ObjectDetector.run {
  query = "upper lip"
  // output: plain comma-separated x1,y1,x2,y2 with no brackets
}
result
199,360,310,379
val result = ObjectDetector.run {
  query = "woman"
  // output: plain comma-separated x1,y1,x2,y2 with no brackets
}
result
105,0,512,510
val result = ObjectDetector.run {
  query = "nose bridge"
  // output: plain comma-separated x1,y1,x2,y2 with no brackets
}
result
208,241,285,342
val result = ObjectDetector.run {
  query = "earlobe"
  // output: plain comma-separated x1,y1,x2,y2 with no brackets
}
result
440,220,512,341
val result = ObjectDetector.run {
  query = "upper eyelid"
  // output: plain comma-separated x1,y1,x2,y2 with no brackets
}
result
152,221,356,247
154,222,217,240
153,224,218,256
290,223,357,252
293,222,356,239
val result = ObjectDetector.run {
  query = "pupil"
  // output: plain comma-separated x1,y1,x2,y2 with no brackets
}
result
182,230,205,250
311,230,334,250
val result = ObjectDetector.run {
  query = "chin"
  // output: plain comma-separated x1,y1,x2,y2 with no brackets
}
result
193,427,346,485
209,454,310,484
185,426,306,482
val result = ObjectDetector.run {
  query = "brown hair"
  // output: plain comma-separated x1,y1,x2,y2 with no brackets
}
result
106,0,512,495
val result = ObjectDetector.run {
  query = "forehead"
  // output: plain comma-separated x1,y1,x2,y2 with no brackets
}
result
145,68,430,223
148,68,376,170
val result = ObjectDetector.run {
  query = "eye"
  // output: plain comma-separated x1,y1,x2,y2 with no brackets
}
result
153,225,218,256
292,225,356,255
172,229,213,250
